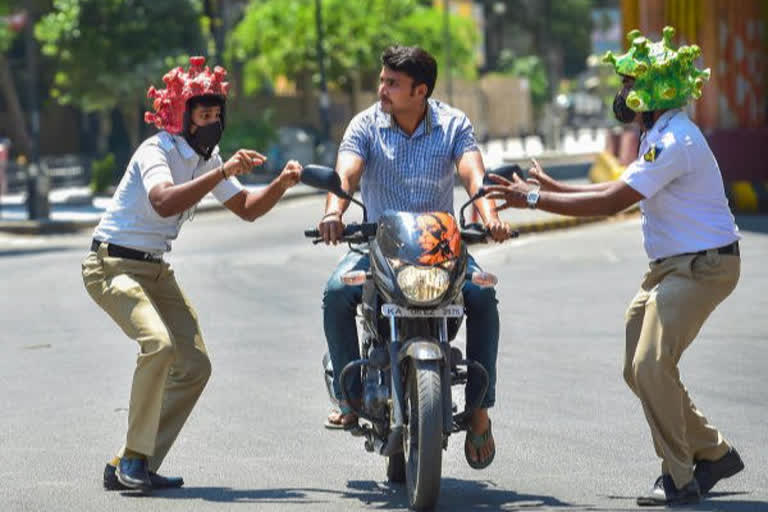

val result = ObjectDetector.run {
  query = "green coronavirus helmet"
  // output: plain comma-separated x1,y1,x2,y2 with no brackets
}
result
602,26,711,112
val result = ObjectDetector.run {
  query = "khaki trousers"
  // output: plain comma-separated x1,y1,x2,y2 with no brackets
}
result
82,244,211,471
623,250,739,489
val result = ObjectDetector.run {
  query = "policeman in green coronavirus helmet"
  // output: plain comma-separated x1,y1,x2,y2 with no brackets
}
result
483,26,744,506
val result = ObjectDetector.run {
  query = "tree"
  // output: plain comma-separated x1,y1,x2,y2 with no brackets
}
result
35,0,205,153
228,0,477,112
480,0,594,97
0,1,39,157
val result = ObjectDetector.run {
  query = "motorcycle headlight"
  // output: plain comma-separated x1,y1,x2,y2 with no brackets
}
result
396,265,450,304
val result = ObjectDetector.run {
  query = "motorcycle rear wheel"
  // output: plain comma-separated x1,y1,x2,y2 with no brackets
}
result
404,360,443,510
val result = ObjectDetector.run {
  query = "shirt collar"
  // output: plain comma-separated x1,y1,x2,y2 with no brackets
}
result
377,101,433,136
646,108,681,140
173,134,199,160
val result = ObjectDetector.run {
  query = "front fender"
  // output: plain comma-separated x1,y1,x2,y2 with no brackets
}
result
398,338,443,363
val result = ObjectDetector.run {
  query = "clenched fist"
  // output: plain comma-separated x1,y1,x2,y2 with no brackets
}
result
277,160,303,190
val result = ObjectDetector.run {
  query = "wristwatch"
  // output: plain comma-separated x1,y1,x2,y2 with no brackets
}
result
526,187,541,209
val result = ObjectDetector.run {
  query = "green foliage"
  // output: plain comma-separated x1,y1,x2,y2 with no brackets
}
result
228,0,478,95
90,152,115,194
497,52,548,110
548,0,593,77
218,109,277,162
0,1,27,53
489,0,594,79
35,0,204,113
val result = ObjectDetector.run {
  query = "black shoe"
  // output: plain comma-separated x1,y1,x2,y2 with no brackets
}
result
636,474,701,507
104,463,184,490
103,463,129,490
115,457,151,490
148,471,184,488
695,448,745,494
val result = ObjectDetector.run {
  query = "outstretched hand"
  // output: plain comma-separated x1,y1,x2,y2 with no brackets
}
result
527,158,558,191
223,149,267,177
484,172,533,211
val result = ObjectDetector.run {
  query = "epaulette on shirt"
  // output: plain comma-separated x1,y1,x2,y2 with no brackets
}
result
642,112,677,163
156,131,175,151
643,144,664,162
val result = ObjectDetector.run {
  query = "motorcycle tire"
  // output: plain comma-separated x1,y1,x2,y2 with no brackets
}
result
404,360,443,510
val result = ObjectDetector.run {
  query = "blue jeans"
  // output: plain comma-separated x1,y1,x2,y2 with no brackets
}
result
322,251,499,409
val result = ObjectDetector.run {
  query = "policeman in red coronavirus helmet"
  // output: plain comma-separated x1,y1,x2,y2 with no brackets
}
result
82,56,302,491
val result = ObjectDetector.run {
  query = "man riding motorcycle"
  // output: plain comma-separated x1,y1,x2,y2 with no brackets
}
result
318,45,511,469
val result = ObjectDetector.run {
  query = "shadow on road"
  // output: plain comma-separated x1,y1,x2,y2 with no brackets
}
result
601,491,765,512
343,478,577,510
119,486,333,504
111,481,766,510
691,492,768,512
116,478,576,510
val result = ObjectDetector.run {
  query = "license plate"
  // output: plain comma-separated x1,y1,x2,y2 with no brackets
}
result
381,303,464,318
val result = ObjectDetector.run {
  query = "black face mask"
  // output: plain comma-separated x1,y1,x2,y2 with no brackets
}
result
613,90,637,124
184,120,223,160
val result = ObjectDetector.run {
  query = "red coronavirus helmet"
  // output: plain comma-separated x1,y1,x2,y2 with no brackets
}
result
144,56,230,135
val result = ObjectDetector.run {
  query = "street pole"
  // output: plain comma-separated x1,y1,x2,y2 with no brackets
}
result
442,0,453,105
24,13,39,163
315,0,331,142
24,10,48,220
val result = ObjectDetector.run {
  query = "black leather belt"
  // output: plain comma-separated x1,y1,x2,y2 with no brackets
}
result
654,241,739,264
91,239,162,263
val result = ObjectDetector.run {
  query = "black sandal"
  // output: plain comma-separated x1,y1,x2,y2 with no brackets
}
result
324,404,358,430
464,419,495,469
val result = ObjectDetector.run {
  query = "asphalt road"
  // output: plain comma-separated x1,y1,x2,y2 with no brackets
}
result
1,194,766,511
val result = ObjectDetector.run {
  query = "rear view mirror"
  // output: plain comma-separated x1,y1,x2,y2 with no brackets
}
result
301,165,351,200
483,163,523,186
301,164,369,222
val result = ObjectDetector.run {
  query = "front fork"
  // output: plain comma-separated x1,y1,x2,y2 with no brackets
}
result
389,316,489,436
339,314,490,454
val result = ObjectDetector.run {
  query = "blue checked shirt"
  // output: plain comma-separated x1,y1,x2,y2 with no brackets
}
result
338,98,479,222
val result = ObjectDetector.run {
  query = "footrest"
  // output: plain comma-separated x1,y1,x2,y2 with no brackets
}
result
451,411,471,433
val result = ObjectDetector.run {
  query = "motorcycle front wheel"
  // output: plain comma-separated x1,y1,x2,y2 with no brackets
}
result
403,360,443,510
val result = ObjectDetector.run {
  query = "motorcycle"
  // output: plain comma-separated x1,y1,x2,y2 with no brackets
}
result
302,164,520,510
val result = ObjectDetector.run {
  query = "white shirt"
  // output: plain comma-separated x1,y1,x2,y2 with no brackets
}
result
92,131,243,254
621,109,740,260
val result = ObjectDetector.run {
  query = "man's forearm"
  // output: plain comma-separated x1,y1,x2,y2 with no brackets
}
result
550,180,616,193
241,178,288,220
538,190,625,217
150,167,225,217
474,196,499,223
325,193,350,216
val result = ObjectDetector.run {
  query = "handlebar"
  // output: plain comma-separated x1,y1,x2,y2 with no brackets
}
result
305,222,517,245
304,223,377,244
461,223,519,244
